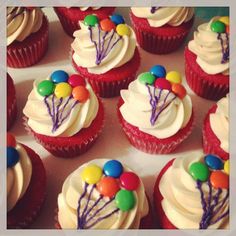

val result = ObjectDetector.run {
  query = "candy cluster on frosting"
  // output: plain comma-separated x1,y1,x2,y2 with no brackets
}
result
189,154,229,229
138,65,186,126
77,160,140,229
7,133,19,168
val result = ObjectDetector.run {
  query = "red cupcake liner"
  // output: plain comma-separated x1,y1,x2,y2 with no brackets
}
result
153,158,177,229
185,47,229,101
24,99,104,158
130,12,194,54
72,48,141,98
54,7,115,37
7,73,17,130
7,16,49,68
7,145,46,229
117,98,195,154
203,105,229,160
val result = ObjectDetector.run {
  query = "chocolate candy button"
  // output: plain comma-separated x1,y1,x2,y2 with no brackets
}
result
55,83,72,98
224,160,229,175
100,19,116,32
81,164,103,184
37,80,55,96
72,86,89,103
171,83,186,99
189,162,209,182
219,16,229,26
154,78,171,90
116,24,130,36
211,20,226,33
205,154,223,170
51,70,69,84
84,15,99,27
103,160,123,178
115,190,135,211
166,71,182,84
97,177,120,198
7,147,19,168
68,74,86,88
7,133,16,148
111,14,125,25
120,172,140,191
150,65,166,78
139,72,156,85
210,171,229,189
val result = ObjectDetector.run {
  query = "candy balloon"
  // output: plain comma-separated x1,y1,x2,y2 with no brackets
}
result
55,83,72,98
115,190,135,211
189,162,209,182
97,177,120,198
81,164,103,184
72,86,89,103
103,160,123,178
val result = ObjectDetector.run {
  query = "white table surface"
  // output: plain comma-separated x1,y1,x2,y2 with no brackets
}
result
8,7,214,229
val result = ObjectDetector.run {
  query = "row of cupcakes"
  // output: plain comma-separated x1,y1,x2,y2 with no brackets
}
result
7,7,229,100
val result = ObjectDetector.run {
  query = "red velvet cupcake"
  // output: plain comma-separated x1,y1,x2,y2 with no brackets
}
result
7,133,46,229
7,7,49,68
154,154,229,229
23,70,104,158
71,14,140,98
118,65,194,154
130,7,194,54
185,16,229,100
203,95,229,160
7,73,17,130
54,7,115,37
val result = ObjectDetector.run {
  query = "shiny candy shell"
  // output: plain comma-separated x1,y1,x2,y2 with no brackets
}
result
139,72,156,85
189,162,209,182
55,82,72,98
224,160,229,174
68,74,86,87
50,70,69,84
7,133,16,148
103,160,123,178
37,80,55,96
97,177,120,198
211,20,226,33
219,16,229,26
149,65,166,78
84,14,99,27
171,83,186,99
110,14,125,25
115,190,135,211
7,147,19,168
154,78,171,90
72,86,89,103
205,154,223,170
81,164,103,184
100,19,116,32
226,25,229,34
120,172,140,191
166,71,182,84
116,24,130,36
210,171,229,189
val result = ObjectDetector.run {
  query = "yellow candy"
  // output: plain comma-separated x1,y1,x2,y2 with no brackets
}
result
81,164,102,184
224,160,229,175
54,82,72,98
166,71,182,84
219,16,229,26
116,24,130,36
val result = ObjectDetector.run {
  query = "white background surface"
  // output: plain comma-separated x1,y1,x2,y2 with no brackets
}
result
8,7,214,229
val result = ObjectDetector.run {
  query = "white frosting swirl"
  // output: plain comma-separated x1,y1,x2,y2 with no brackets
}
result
131,7,194,27
119,79,192,139
23,77,99,137
210,95,229,153
7,143,32,212
71,22,136,74
159,154,229,229
7,7,43,46
188,17,229,75
58,159,149,229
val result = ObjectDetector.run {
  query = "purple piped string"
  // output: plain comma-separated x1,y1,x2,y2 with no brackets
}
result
217,33,229,64
44,96,53,117
59,96,72,120
52,97,63,132
150,7,159,14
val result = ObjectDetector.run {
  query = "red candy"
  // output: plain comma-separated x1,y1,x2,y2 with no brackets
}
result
171,83,186,99
100,19,116,32
72,86,89,103
226,25,229,34
7,133,16,147
68,74,86,88
210,171,229,189
97,177,120,198
154,78,171,91
120,172,140,191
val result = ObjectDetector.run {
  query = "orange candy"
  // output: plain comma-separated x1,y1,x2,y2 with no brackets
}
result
72,86,89,103
100,19,116,32
97,177,120,198
171,83,186,99
226,25,229,34
210,171,229,189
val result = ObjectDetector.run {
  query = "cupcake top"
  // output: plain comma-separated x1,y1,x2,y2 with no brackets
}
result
7,133,32,212
131,7,194,27
79,7,101,11
210,94,229,153
188,16,229,75
71,14,136,74
120,65,192,139
57,159,148,229
7,7,44,46
23,70,98,137
159,153,229,229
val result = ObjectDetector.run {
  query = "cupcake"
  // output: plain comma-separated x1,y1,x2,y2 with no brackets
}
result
118,65,194,154
130,7,194,54
7,73,17,130
23,70,104,158
185,16,229,100
203,94,229,160
153,153,229,229
54,7,115,37
7,7,49,68
56,159,152,229
7,133,46,228
71,14,140,98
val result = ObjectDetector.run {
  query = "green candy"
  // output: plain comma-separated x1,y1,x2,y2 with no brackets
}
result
139,72,156,85
115,190,135,211
84,15,99,27
211,20,226,33
189,162,209,182
37,80,55,96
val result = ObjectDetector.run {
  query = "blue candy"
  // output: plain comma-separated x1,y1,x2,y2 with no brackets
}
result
7,147,19,168
205,154,223,170
51,70,69,84
110,14,125,25
150,65,166,78
103,160,123,178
